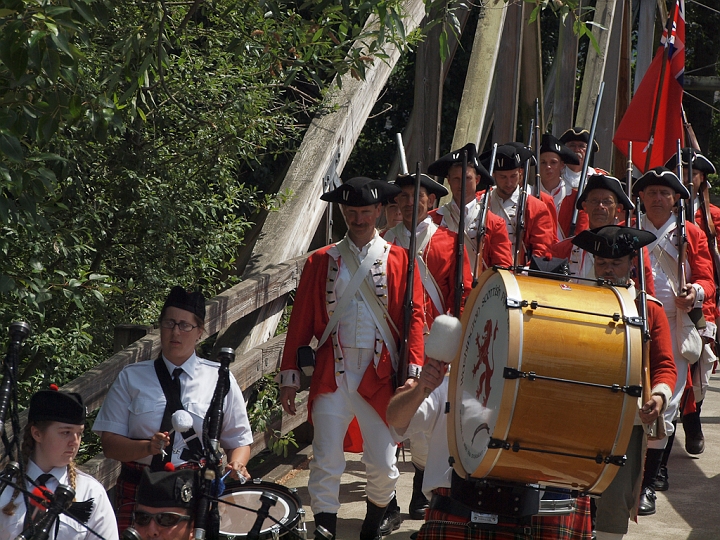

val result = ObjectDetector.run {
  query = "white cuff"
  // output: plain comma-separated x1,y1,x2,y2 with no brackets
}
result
652,383,673,414
691,283,704,308
700,320,717,340
275,369,302,389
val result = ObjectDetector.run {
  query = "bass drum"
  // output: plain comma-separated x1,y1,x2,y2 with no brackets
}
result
218,480,306,539
447,268,641,494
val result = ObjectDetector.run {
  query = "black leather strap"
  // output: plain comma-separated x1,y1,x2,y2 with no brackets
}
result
150,358,184,471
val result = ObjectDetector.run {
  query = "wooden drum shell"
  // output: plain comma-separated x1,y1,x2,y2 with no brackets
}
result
447,269,641,494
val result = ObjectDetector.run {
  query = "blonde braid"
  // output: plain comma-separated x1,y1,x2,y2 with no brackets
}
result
2,423,36,515
67,459,77,500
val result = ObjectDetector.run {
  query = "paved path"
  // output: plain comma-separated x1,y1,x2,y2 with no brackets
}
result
271,371,720,539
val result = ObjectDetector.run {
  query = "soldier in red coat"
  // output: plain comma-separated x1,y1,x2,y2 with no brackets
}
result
572,226,677,540
278,177,426,540
427,143,513,277
633,167,715,515
380,173,473,532
485,144,557,265
661,150,719,465
538,133,589,239
549,174,655,295
559,126,609,189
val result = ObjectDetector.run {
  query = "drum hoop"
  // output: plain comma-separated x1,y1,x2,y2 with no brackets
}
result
218,482,302,537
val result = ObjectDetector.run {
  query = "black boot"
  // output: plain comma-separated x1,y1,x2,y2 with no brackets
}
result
314,512,337,539
379,495,402,536
408,464,429,520
360,501,387,540
654,422,675,492
683,399,705,454
639,448,664,516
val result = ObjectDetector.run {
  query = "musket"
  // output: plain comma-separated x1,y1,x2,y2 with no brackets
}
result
473,143,497,287
515,121,534,270
634,196,655,437
676,139,688,296
625,142,633,225
454,151,468,317
683,107,720,304
396,132,409,175
569,81,605,237
397,162,422,388
533,99,541,198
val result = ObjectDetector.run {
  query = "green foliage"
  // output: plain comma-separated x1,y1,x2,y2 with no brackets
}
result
0,0,423,390
247,374,298,458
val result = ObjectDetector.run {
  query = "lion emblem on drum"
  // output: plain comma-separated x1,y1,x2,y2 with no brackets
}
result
471,318,498,406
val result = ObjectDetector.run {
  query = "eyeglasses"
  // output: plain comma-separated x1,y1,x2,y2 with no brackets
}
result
585,198,616,207
133,511,191,527
160,319,200,332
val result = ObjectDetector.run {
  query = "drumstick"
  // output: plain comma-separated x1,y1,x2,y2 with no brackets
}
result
222,468,247,484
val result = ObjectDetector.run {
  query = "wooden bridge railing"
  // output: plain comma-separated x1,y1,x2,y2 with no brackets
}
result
58,254,310,489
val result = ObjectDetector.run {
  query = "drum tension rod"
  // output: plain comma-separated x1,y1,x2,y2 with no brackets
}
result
487,438,627,467
503,367,643,398
506,298,642,327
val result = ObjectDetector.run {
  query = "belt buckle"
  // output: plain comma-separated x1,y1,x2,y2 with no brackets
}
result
470,511,499,525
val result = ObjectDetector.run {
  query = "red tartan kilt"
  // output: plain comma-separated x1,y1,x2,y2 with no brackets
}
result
417,494,592,540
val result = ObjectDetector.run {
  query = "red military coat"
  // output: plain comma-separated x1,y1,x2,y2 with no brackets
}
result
557,190,589,239
428,205,513,269
383,224,473,328
279,241,426,424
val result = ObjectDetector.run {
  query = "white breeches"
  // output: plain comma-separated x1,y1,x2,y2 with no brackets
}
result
308,348,399,513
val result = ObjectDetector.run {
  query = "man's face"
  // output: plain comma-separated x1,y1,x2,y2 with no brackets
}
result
493,169,521,200
639,185,680,223
594,255,632,285
681,168,705,192
447,164,478,205
383,202,403,228
565,140,587,164
397,185,435,225
539,152,564,183
581,188,621,229
133,505,194,540
342,204,382,239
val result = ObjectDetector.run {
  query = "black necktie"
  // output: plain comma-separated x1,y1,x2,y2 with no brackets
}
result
24,473,54,529
164,368,184,462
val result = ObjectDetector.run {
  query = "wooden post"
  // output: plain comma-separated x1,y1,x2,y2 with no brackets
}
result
210,0,428,357
575,0,618,129
613,0,633,176
552,2,580,135
451,0,508,150
493,0,524,144
519,0,544,142
635,0,657,91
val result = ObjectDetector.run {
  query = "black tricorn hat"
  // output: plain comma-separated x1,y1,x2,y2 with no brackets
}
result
559,127,600,153
394,173,448,198
320,177,401,207
572,225,656,259
137,469,197,509
504,142,536,166
576,174,634,211
479,145,523,172
664,148,716,176
29,390,86,425
539,133,580,165
632,167,690,199
163,286,206,322
427,143,494,188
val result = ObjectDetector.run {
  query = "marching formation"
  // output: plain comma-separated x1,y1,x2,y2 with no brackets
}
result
0,138,717,540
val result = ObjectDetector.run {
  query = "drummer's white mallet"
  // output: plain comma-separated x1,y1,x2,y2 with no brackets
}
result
423,315,462,396
165,409,194,460
425,314,462,363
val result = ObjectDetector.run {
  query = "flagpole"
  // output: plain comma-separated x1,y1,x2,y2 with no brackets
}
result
643,1,679,172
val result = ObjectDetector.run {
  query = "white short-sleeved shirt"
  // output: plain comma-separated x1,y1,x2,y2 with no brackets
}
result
391,377,451,500
0,460,118,540
93,353,253,465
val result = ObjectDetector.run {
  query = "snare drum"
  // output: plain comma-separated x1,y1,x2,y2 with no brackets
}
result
448,269,641,494
218,481,306,539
